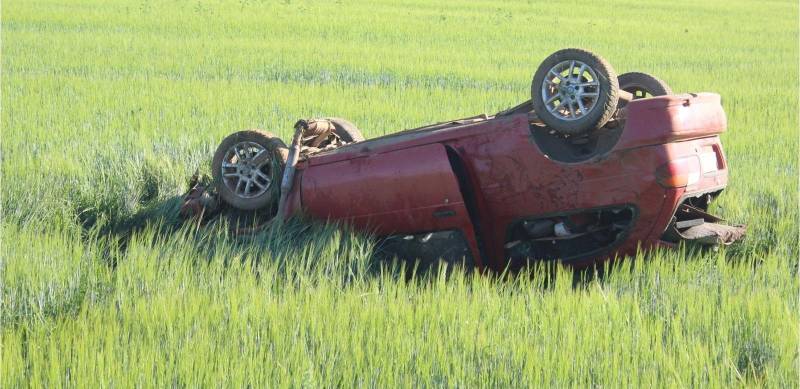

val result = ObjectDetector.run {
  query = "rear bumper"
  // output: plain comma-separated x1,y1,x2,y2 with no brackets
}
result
643,134,730,238
597,138,740,264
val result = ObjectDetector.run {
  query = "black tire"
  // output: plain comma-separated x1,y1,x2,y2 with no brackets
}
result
531,48,619,135
212,130,288,211
618,72,672,99
325,117,364,142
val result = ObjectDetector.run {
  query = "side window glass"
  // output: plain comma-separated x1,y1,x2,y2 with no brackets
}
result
505,206,636,263
376,230,474,272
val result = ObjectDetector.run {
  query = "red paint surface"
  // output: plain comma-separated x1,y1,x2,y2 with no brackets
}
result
290,93,730,270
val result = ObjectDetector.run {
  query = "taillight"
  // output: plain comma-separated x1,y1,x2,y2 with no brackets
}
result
655,156,701,188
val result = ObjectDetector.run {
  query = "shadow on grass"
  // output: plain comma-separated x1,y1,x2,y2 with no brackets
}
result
72,192,434,283
69,181,757,291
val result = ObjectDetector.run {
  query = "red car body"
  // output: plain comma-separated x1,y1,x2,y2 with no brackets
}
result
281,93,731,271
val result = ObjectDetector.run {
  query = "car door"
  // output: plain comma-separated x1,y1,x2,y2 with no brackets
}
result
300,142,483,268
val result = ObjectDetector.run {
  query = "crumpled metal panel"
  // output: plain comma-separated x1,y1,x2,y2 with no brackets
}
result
677,222,746,246
663,204,746,246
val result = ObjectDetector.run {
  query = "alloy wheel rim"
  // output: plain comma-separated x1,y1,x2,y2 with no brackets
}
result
541,60,601,121
221,141,273,198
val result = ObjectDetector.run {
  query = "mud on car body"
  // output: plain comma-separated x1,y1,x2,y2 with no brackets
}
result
182,48,744,271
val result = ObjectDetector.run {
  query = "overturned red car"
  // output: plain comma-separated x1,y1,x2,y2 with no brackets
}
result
184,48,745,271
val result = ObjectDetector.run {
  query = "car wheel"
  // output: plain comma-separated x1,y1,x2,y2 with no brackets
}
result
212,130,288,211
531,48,619,135
325,117,365,142
618,72,673,103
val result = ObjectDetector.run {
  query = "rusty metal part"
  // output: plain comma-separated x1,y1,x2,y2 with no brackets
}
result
301,119,338,148
179,179,276,235
663,204,746,246
179,180,220,220
295,118,359,155
303,119,335,137
617,89,634,105
674,223,745,246
276,120,305,222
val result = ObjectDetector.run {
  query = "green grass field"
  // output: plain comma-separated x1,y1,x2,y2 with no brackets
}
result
2,0,798,386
